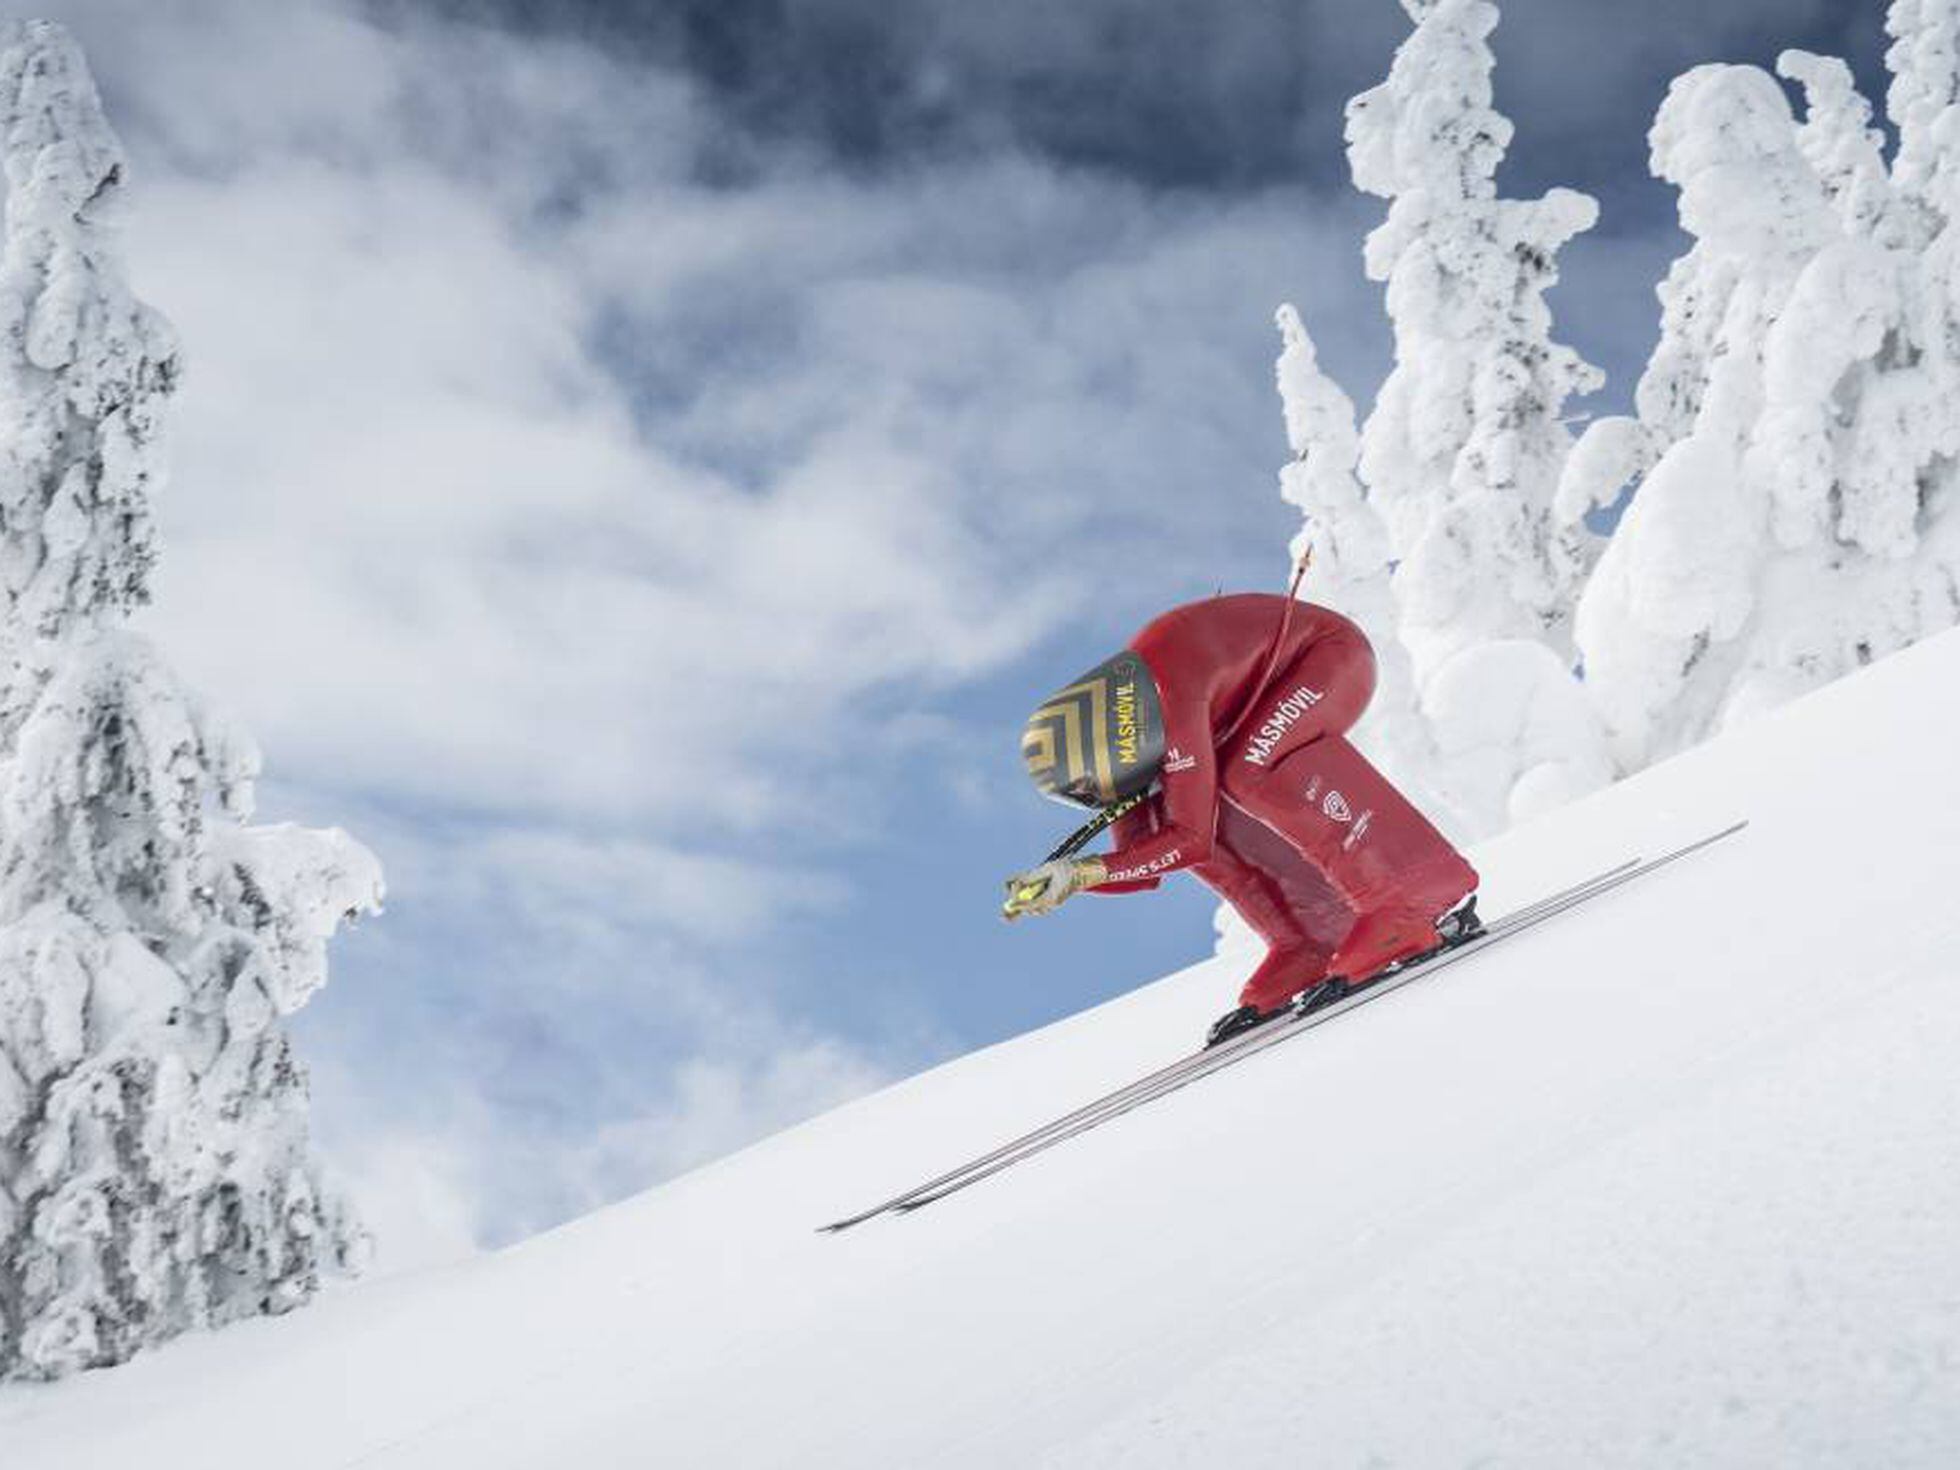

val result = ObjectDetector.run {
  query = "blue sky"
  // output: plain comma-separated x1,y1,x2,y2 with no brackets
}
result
39,0,1888,1256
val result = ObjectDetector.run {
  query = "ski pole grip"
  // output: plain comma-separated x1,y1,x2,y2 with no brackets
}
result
1003,875,1051,918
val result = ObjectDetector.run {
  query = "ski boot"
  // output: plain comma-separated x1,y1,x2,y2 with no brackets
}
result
1208,969,1363,1045
1327,890,1481,989
1209,928,1336,1047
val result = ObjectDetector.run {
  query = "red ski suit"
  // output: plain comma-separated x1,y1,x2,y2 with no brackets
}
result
1094,594,1477,1012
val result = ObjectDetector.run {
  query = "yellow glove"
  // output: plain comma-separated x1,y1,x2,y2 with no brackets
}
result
1002,857,1107,921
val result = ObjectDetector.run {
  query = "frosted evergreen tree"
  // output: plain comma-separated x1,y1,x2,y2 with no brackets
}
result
1346,0,1606,666
1271,306,1439,800
0,22,382,1381
1572,68,1838,763
1278,0,1612,837
1885,0,1960,231
1574,15,1960,770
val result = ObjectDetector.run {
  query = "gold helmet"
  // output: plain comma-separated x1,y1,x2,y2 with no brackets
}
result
1021,651,1166,809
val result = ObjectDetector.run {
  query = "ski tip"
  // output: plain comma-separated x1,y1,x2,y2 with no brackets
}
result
1686,818,1750,850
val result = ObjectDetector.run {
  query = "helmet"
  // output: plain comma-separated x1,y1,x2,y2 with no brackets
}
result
1021,651,1166,809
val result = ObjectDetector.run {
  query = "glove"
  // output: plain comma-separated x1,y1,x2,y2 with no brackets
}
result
1002,857,1107,921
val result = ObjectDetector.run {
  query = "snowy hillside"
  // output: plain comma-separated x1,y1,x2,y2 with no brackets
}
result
5,628,1960,1466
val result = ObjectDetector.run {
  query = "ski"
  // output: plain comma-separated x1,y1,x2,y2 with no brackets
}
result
890,821,1744,1217
817,857,1633,1234
818,821,1744,1233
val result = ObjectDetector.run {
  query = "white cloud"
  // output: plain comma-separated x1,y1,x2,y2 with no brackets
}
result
121,139,1362,829
461,828,848,945
121,143,1088,829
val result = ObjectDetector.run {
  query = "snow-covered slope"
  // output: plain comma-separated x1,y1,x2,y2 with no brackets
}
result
7,630,1960,1467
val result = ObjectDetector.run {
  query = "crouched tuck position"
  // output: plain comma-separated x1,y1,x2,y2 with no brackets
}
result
1007,593,1480,1046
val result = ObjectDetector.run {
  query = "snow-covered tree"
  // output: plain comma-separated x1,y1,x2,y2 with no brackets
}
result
1273,305,1410,752
1574,16,1960,769
1278,0,1612,837
1885,0,1960,229
0,21,382,1381
1345,0,1606,665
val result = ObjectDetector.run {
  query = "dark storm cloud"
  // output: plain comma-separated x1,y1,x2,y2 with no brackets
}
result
390,0,1891,227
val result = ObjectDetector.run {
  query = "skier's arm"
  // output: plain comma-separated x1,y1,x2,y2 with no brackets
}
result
1088,801,1169,894
1087,707,1216,888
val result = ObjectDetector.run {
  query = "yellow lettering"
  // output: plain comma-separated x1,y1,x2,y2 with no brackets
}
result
1113,682,1140,764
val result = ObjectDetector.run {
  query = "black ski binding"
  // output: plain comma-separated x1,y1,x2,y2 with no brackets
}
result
1205,1003,1271,1048
1436,895,1483,946
1291,976,1352,1017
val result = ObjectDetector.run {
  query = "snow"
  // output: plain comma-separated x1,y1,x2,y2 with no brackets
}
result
5,620,1960,1465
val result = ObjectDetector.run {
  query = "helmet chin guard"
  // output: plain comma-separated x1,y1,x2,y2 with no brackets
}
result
1021,651,1166,809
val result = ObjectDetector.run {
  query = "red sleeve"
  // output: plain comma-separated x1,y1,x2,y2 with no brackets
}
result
1088,685,1216,888
1089,800,1168,894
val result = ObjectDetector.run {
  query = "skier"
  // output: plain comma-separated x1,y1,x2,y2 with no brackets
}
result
1006,591,1480,1046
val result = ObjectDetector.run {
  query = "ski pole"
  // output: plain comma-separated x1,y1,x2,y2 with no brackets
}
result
1003,790,1150,918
